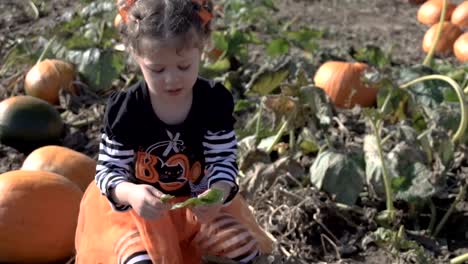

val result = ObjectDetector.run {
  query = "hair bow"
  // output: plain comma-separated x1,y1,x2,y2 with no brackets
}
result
192,0,213,27
117,0,137,23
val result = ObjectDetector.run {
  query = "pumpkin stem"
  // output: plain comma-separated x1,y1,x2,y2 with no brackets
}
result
36,36,56,65
27,0,39,19
451,250,468,264
255,99,265,145
368,115,395,219
422,0,447,66
399,74,467,144
266,115,291,154
433,184,466,238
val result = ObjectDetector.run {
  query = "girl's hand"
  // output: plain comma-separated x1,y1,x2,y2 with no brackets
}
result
113,182,171,220
192,181,232,223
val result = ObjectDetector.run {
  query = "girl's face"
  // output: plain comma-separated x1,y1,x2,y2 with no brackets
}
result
133,38,201,102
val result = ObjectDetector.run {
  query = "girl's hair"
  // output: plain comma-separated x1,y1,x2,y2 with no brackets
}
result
116,0,214,55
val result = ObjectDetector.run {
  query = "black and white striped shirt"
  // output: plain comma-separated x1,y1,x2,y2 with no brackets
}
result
96,78,239,211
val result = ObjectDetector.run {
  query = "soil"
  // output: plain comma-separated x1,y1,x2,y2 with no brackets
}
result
1,0,468,264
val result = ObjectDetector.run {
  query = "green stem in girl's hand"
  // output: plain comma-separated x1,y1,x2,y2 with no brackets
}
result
399,75,467,144
422,0,447,66
170,188,224,210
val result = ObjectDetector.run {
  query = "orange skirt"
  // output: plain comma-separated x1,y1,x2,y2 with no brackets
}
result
74,184,274,264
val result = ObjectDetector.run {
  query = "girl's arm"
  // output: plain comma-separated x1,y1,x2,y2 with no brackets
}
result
203,129,239,204
95,132,135,211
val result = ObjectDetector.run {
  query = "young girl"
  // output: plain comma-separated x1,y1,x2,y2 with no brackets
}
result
74,0,272,263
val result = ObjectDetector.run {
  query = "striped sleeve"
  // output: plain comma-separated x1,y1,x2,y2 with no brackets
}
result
203,129,239,204
95,133,135,212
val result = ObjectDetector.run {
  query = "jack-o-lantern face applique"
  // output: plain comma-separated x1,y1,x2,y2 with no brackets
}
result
134,130,205,191
158,154,189,191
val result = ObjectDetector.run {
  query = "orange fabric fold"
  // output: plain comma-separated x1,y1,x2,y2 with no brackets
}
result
75,184,274,264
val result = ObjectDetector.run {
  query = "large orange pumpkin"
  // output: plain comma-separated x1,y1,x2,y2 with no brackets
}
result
0,170,83,263
422,21,462,55
313,61,378,109
417,0,456,25
21,145,96,191
454,32,468,62
451,1,468,28
24,59,76,105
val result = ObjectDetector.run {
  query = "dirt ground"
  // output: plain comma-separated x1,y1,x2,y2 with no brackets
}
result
0,0,447,170
1,0,468,263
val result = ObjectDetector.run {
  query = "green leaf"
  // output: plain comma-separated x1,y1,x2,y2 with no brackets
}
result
423,102,461,135
246,57,290,95
211,31,229,51
309,150,365,205
299,85,333,127
200,58,231,78
426,127,455,167
286,27,323,52
266,38,289,57
398,65,451,109
234,99,255,113
387,142,437,203
171,188,224,210
394,162,437,203
298,127,319,154
66,48,125,93
350,45,392,67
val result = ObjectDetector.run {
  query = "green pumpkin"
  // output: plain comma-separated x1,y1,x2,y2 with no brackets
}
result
0,95,64,153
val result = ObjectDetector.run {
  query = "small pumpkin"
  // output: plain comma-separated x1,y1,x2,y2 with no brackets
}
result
422,21,462,55
451,1,468,28
0,170,82,263
417,0,456,25
313,61,377,109
24,59,76,105
0,95,64,153
21,145,96,191
454,32,468,62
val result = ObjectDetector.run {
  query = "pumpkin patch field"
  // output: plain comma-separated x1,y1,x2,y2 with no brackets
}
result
2,0,468,263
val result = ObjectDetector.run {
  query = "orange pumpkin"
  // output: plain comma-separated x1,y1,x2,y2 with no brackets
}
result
454,32,468,62
422,21,462,55
313,61,377,109
21,145,96,191
24,59,76,105
417,0,456,25
222,195,275,254
0,170,82,263
451,1,468,28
